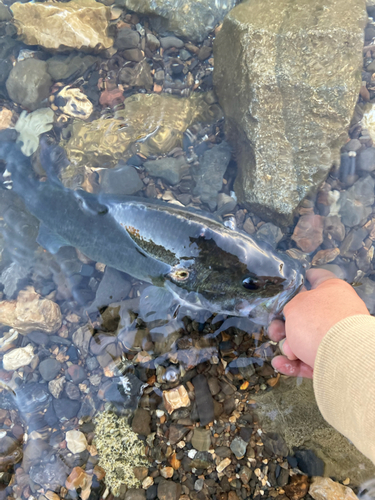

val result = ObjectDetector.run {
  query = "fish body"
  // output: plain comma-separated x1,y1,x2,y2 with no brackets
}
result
0,141,304,323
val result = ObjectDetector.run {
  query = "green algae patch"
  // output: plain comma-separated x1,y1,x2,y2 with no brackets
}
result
94,411,148,495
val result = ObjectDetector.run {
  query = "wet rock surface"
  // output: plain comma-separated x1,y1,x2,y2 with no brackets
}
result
11,0,113,51
213,0,366,224
118,0,236,42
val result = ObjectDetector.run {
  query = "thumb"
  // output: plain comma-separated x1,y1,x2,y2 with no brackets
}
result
306,268,339,290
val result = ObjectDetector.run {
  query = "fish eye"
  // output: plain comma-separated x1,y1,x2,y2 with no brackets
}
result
242,277,261,290
170,269,190,282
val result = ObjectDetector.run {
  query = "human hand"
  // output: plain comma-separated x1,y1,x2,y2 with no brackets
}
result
268,268,370,378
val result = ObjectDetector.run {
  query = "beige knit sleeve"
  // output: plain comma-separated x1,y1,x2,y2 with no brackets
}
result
313,314,375,464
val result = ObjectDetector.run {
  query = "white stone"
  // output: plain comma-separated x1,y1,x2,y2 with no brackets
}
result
66,430,87,454
3,344,34,370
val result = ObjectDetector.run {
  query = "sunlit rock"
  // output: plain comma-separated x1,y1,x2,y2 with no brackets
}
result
309,477,357,500
15,108,54,157
118,0,236,42
3,344,34,371
55,87,93,120
62,93,221,179
11,0,113,52
163,385,190,414
213,0,366,225
0,286,62,334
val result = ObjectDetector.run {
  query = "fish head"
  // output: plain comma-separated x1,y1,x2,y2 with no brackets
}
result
164,229,304,323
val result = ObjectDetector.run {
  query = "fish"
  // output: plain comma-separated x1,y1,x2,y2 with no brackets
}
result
0,140,304,324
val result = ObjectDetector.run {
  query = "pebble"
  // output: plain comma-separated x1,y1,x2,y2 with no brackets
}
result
163,385,190,414
191,428,211,452
65,430,87,454
160,467,174,479
294,449,324,476
217,457,231,473
160,36,184,49
340,228,367,258
357,146,375,171
157,479,182,500
65,381,81,400
125,489,146,500
339,176,375,227
262,432,288,456
53,398,80,421
309,477,357,500
132,408,151,436
230,435,247,459
192,374,214,426
146,33,160,51
256,222,283,247
115,28,140,50
3,344,34,371
66,364,86,384
243,217,256,234
324,216,346,242
6,59,52,110
144,156,189,186
284,474,310,500
48,376,66,399
291,214,324,253
312,248,340,266
197,45,212,61
39,358,61,381
239,465,252,484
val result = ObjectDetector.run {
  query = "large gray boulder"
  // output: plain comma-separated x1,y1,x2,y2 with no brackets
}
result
213,0,366,225
119,0,236,42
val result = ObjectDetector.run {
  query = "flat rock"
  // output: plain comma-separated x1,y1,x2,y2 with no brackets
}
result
191,428,211,452
53,397,81,421
47,52,98,82
118,0,236,42
192,141,231,210
213,0,366,225
115,28,140,50
6,59,52,111
0,287,62,334
309,477,358,500
157,479,182,500
256,223,283,248
66,430,87,454
144,156,189,185
131,408,151,436
39,358,61,381
294,449,324,476
3,344,34,371
11,0,113,52
339,176,375,227
291,215,324,253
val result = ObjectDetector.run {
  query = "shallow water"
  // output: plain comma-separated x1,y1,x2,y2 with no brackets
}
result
0,2,375,500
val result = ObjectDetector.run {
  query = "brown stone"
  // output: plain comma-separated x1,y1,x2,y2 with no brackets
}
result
312,248,340,266
284,474,309,500
0,287,62,334
11,0,113,52
66,467,92,500
163,385,190,414
309,477,357,500
291,215,324,253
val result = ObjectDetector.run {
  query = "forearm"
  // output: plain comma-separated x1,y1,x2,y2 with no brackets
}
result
313,315,375,464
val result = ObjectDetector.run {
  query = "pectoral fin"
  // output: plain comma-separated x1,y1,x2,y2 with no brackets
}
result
37,224,69,254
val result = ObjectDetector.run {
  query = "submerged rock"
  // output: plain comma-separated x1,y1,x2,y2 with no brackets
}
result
309,477,358,500
213,0,366,225
15,108,55,157
118,0,236,42
144,156,189,185
11,0,113,52
0,286,62,334
6,59,52,111
47,53,98,82
63,93,220,170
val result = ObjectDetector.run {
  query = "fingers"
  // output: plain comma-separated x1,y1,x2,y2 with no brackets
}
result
305,268,338,289
267,319,285,341
271,355,313,379
279,338,298,360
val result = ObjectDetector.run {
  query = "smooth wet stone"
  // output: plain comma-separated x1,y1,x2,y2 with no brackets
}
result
295,449,324,476
115,28,140,50
230,436,247,459
132,408,151,436
213,0,366,225
144,156,189,185
66,430,87,454
120,0,235,42
66,364,86,384
309,477,358,500
256,223,283,248
157,479,181,500
119,60,153,89
339,176,375,227
239,466,252,484
191,428,211,452
30,458,70,490
0,287,62,334
53,397,81,421
11,0,113,52
192,141,231,210
324,216,345,242
6,59,52,111
63,93,220,170
192,374,214,426
291,215,324,253
357,146,375,171
2,344,34,371
27,331,50,346
65,381,81,400
125,490,146,500
216,192,237,215
39,358,61,381
160,36,184,49
47,53,98,82
340,228,367,258
48,376,66,399
263,432,288,457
